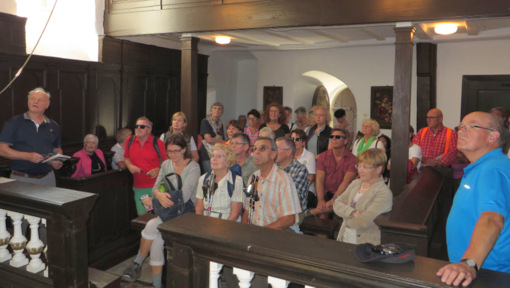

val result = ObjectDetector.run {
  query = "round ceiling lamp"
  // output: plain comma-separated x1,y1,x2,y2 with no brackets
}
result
434,23,458,35
215,36,231,45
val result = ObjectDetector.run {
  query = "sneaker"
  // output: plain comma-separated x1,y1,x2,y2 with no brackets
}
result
121,262,141,282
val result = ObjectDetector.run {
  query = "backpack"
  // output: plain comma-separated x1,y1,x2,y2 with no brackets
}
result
203,163,242,197
127,135,162,165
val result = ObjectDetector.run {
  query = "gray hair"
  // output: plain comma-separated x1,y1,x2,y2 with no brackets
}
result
255,136,277,161
488,113,507,147
136,116,153,128
362,119,380,136
258,127,275,140
276,137,296,158
28,87,50,100
84,134,99,145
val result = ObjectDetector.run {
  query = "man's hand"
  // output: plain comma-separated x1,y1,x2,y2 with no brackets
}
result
316,199,326,209
26,152,45,163
127,163,142,174
437,262,476,287
49,160,63,170
326,198,336,207
147,167,160,179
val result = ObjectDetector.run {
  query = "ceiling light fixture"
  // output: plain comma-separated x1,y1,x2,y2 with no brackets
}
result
434,23,458,35
215,36,231,45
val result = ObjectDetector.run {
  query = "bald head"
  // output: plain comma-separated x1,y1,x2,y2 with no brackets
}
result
457,111,502,162
426,108,443,130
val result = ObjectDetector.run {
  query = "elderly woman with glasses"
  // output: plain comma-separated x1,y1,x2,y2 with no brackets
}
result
352,119,385,156
333,148,393,245
195,143,245,221
72,134,107,178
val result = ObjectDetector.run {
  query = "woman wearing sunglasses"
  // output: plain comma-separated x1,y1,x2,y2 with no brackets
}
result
333,148,393,245
291,129,317,206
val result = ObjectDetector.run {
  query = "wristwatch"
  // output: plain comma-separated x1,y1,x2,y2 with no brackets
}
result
461,258,478,271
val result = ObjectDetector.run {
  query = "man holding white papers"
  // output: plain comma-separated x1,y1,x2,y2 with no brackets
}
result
0,87,63,186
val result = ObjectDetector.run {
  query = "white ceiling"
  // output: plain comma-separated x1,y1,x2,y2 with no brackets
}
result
120,17,510,52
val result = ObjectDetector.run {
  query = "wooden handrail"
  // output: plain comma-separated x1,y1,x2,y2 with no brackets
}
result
159,213,510,288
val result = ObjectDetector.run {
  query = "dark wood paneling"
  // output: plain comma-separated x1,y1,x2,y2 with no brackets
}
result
106,0,510,36
0,12,26,55
461,75,510,120
416,43,437,131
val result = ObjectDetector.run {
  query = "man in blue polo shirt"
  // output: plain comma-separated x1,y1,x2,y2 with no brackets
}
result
0,87,63,186
437,112,510,286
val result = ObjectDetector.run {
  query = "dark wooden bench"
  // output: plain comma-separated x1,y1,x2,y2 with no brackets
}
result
131,213,158,231
375,167,447,256
299,216,341,239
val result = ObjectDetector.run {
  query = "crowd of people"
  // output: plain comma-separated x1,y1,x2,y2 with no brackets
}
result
1,87,509,287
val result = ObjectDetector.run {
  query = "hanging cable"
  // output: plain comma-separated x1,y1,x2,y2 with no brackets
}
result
0,0,59,96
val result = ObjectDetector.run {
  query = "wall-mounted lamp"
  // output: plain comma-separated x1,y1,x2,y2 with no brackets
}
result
434,23,458,35
215,36,231,45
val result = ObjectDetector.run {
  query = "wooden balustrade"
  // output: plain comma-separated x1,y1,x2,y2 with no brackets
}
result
0,180,97,288
159,213,510,287
56,169,140,269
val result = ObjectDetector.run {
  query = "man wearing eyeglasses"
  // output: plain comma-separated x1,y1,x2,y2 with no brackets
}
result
437,112,510,286
231,132,257,185
276,137,310,211
124,116,167,215
241,137,302,230
315,128,357,217
412,108,457,167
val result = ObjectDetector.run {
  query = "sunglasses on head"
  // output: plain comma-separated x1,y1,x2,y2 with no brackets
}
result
329,135,346,139
135,124,149,129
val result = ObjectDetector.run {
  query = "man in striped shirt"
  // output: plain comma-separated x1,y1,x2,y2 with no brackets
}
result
242,137,302,230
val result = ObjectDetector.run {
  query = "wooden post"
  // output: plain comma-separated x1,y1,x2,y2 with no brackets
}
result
180,36,200,137
390,24,415,196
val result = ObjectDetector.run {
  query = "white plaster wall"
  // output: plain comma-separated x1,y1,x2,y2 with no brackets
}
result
436,39,510,128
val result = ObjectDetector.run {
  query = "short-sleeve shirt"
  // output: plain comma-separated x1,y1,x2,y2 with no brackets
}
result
296,147,317,193
412,125,457,166
246,164,302,227
316,149,357,194
0,113,61,175
111,143,124,170
280,159,310,210
124,135,167,188
446,149,510,273
196,170,245,220
259,123,290,139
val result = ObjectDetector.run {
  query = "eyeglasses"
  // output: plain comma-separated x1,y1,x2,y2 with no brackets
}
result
355,164,375,170
210,153,227,159
250,145,274,153
277,148,291,151
135,124,150,129
455,123,495,133
426,116,441,119
291,137,303,142
248,117,258,121
329,135,347,140
167,148,182,154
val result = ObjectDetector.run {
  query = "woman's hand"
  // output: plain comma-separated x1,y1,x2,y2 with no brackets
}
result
154,190,174,208
141,196,153,206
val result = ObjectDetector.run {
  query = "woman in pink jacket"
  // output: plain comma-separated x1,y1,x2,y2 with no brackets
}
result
72,134,106,178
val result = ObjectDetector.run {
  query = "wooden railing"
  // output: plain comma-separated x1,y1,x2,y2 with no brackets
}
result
56,169,140,269
0,180,97,288
159,213,510,287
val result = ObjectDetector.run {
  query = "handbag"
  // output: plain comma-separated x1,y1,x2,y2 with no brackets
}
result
152,172,193,222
